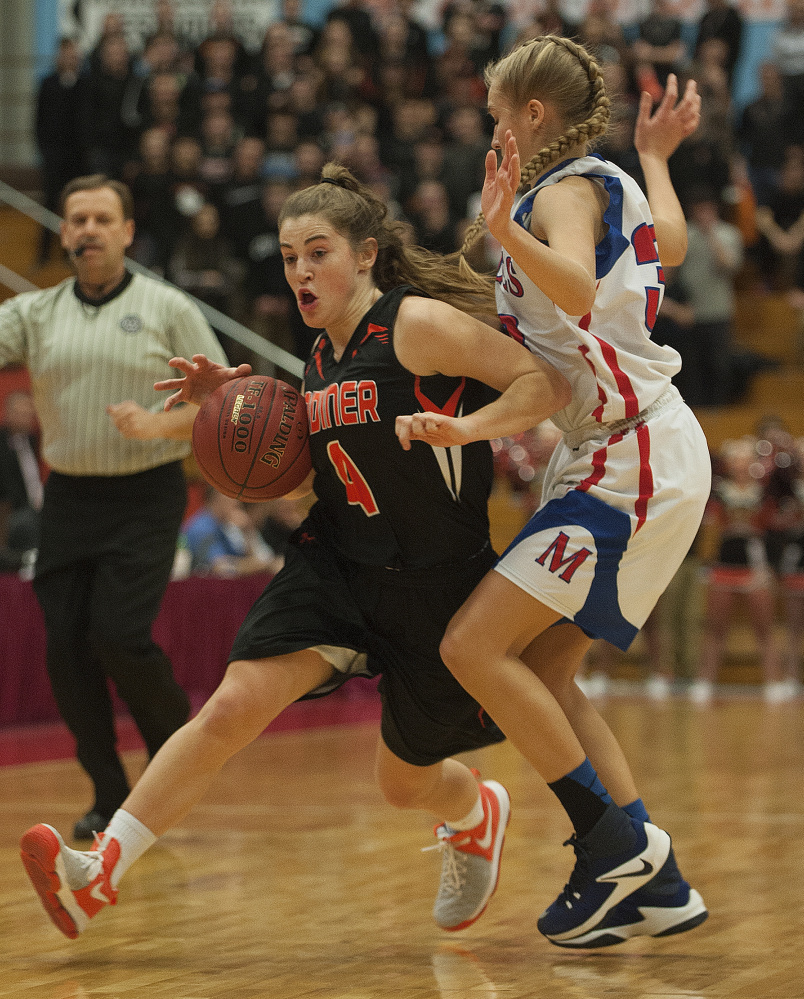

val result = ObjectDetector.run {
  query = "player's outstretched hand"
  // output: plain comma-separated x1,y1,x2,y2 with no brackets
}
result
634,74,700,163
481,130,520,243
154,355,253,410
396,412,473,451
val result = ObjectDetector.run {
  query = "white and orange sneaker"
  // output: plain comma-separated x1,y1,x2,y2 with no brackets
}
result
427,776,510,931
20,824,119,939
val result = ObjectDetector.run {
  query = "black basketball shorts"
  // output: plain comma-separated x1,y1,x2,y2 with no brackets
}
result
229,531,505,766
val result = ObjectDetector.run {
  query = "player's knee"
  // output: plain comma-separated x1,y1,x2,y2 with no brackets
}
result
376,770,433,810
193,686,265,748
439,620,478,682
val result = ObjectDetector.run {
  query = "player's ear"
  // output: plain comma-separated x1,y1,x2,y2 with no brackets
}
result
358,237,378,271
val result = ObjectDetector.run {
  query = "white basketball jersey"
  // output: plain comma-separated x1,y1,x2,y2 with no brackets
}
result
495,154,682,435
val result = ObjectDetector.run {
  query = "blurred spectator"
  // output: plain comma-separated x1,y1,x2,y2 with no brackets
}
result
314,18,366,105
168,135,211,235
668,100,732,207
127,127,175,272
650,265,697,402
441,105,488,223
242,180,297,371
198,107,239,196
408,179,460,253
692,39,735,152
264,110,300,181
753,145,804,301
434,10,487,107
195,33,252,129
631,0,687,96
82,31,137,178
278,0,321,61
771,0,804,147
292,139,326,190
694,0,743,86
693,438,786,703
677,189,744,407
326,0,380,59
218,136,266,255
738,63,788,208
167,202,242,325
251,496,307,559
183,487,282,578
0,391,43,573
35,37,86,265
762,438,804,693
577,3,628,68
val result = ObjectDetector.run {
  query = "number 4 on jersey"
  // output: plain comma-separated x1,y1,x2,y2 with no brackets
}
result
327,440,380,516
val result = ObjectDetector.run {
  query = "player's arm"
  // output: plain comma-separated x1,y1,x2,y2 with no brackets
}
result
480,133,598,316
394,297,571,450
634,74,701,266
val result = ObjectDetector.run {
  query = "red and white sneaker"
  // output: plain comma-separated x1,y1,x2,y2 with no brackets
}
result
427,773,510,931
20,823,119,939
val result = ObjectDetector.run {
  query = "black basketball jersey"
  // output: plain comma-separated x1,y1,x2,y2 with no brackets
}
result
302,285,496,569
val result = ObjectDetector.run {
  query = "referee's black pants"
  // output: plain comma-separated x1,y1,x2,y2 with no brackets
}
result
32,462,191,817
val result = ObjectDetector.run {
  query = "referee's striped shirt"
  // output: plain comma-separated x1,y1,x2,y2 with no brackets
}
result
0,272,228,476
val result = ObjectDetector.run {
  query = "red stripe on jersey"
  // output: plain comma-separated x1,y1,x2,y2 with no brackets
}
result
634,421,654,532
592,335,640,418
413,376,466,417
576,431,624,492
578,345,607,422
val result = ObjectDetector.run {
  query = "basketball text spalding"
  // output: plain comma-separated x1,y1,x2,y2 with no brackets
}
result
192,375,311,501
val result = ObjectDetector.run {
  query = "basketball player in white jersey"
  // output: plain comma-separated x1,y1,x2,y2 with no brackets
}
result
399,37,712,948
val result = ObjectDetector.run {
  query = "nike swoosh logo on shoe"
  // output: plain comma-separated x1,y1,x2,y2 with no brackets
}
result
475,814,493,852
598,859,654,882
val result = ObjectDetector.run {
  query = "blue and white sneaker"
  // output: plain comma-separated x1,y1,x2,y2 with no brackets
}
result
543,845,708,948
537,803,671,947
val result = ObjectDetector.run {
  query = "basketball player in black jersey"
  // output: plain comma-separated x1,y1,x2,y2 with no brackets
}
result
20,164,570,941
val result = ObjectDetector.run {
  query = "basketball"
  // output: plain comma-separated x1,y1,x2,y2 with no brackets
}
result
192,375,311,501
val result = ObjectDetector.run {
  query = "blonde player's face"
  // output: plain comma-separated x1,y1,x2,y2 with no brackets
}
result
279,213,377,330
487,81,543,165
60,187,135,276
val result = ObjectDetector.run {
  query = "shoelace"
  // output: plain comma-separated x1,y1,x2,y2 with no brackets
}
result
422,826,468,896
554,835,592,911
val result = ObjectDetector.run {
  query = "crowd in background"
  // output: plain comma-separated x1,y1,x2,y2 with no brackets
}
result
18,0,804,695
31,0,804,395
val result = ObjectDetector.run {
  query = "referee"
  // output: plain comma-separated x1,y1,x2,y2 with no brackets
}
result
0,175,228,839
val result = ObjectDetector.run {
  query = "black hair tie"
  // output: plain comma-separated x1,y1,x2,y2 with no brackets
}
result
320,177,340,186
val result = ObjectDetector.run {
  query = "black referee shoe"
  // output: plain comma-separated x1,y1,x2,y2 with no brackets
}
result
72,810,112,841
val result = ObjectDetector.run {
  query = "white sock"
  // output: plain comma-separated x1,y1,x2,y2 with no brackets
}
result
443,792,485,833
101,809,158,888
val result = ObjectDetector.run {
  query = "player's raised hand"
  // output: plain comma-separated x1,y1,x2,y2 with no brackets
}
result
154,354,253,410
634,74,700,162
481,130,520,242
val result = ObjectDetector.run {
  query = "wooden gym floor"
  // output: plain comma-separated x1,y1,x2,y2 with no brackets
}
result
2,695,804,999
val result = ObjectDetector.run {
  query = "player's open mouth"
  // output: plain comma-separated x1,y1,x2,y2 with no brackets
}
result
298,290,317,310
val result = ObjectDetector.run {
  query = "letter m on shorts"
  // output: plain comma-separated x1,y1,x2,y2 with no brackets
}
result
534,532,592,583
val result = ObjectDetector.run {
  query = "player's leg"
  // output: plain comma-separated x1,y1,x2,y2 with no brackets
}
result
374,739,509,932
20,650,334,939
440,573,696,947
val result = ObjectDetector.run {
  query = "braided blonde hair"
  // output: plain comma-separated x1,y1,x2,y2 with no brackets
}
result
460,35,611,259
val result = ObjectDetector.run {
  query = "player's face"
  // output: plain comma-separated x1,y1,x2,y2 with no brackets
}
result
279,213,376,330
487,81,541,163
60,187,134,275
